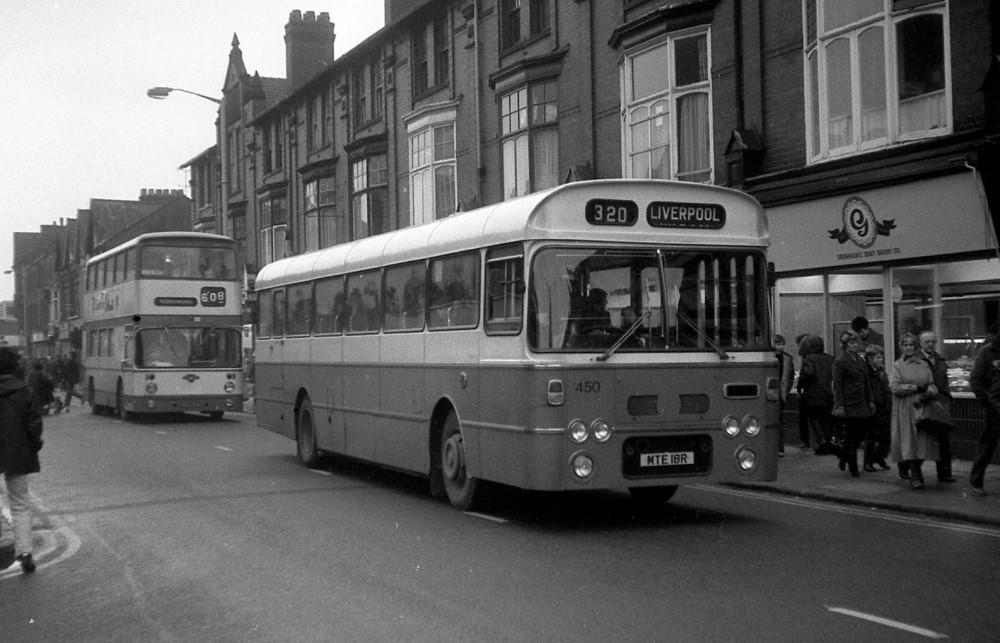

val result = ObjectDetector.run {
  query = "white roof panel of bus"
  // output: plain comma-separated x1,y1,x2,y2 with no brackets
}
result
254,180,767,290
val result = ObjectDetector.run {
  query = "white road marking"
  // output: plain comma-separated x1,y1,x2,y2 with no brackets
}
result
827,606,948,639
691,484,1000,538
464,511,508,524
214,445,232,451
309,469,332,476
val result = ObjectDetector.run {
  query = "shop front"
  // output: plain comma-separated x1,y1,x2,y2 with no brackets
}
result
767,168,999,459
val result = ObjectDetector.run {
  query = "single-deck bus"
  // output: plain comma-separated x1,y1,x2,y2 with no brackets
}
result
254,180,778,509
82,232,244,420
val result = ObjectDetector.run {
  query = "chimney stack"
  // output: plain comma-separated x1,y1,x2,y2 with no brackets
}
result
285,10,335,89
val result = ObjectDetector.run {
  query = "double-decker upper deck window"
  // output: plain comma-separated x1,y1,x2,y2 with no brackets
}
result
622,30,712,183
805,0,949,162
139,244,236,280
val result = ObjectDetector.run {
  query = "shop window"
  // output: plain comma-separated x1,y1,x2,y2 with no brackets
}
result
804,0,949,162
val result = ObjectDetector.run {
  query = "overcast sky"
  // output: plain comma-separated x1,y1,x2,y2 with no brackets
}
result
0,1,384,301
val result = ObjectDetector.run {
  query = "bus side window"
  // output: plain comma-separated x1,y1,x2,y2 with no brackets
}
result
272,289,286,337
314,277,343,335
286,283,312,336
485,250,523,334
257,291,272,338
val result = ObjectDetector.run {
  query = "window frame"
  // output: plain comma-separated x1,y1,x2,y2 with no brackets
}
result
803,0,952,163
499,80,560,199
620,27,714,184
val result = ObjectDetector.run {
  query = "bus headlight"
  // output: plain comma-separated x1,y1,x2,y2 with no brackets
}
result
742,415,761,437
591,419,612,443
568,419,588,443
736,447,758,472
145,382,158,394
722,415,741,438
224,381,236,394
571,452,594,479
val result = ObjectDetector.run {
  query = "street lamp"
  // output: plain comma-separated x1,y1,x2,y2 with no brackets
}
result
147,85,228,237
146,86,221,104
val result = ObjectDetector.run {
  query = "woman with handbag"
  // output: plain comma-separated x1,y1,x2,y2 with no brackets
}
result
889,333,940,489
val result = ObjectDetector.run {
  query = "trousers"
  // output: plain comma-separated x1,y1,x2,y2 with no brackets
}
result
3,473,33,557
970,408,1000,490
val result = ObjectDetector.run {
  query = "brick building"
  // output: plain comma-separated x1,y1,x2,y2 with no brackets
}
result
182,0,996,376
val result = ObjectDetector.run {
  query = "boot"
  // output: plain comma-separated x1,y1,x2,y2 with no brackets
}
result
909,461,925,489
936,460,956,483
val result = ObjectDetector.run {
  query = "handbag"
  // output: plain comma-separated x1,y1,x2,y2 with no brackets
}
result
914,397,955,433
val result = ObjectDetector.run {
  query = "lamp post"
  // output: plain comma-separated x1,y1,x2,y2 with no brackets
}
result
146,85,228,236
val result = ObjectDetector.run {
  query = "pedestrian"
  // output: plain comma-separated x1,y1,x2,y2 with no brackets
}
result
851,315,884,349
890,333,939,490
797,334,837,455
968,323,1000,496
794,333,811,449
864,344,892,471
775,334,794,455
0,348,43,573
918,330,956,483
62,351,83,411
27,360,55,415
832,330,876,477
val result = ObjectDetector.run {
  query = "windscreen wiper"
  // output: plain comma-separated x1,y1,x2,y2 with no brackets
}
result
596,310,651,362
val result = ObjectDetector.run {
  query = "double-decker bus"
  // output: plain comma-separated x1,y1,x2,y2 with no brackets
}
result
81,232,244,420
254,180,778,509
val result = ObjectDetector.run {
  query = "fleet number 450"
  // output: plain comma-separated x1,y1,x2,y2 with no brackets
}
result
575,381,601,393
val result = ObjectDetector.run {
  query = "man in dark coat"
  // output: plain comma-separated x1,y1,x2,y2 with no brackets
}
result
797,334,836,455
969,324,1000,496
0,348,43,573
832,330,876,477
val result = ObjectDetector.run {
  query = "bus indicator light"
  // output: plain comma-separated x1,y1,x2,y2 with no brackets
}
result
547,379,564,406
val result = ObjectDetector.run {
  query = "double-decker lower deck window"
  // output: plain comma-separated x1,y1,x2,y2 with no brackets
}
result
136,327,241,368
529,247,768,352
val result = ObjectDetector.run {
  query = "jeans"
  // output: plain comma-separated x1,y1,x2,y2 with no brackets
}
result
970,408,1000,490
3,473,33,557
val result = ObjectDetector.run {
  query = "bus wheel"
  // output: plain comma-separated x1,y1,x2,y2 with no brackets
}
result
296,397,320,468
115,381,133,421
440,411,480,510
628,485,678,507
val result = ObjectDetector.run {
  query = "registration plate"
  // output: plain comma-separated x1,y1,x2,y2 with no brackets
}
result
640,451,695,467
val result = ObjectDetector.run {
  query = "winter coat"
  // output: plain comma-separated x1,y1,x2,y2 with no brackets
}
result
833,351,875,417
969,337,1000,414
868,364,891,425
797,335,834,409
0,374,43,475
28,369,55,405
890,355,939,462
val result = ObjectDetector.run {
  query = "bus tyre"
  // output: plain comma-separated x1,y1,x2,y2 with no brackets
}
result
115,381,133,421
440,412,480,511
628,485,678,508
296,397,320,468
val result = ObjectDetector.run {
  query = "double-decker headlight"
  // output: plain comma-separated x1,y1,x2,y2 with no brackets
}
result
145,382,158,394
224,381,236,394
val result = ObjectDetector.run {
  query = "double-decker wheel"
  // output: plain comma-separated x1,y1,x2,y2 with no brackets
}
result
296,397,320,468
440,411,481,510
628,485,678,506
115,381,133,421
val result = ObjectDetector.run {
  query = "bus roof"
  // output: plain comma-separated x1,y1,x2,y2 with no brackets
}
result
255,179,767,291
88,232,235,265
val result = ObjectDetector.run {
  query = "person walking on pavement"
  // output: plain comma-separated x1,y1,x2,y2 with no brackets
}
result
832,330,876,477
968,323,1000,496
61,351,83,411
797,334,837,456
27,360,55,415
890,333,939,490
919,331,956,483
0,348,43,573
775,334,795,456
864,344,892,471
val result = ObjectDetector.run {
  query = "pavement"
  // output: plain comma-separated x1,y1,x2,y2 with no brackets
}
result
728,445,1000,528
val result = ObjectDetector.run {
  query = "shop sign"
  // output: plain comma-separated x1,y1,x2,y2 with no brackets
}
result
767,172,992,274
